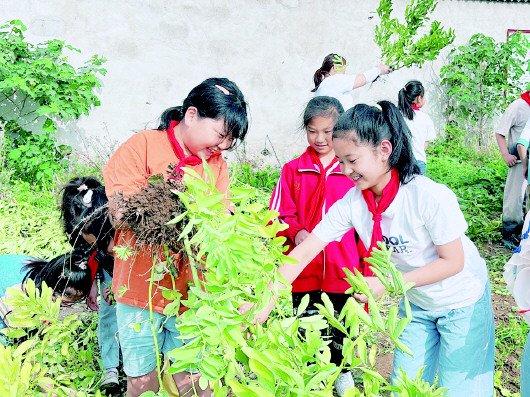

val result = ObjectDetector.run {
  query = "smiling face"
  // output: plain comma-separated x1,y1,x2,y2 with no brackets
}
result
306,116,335,157
181,107,234,159
333,135,393,195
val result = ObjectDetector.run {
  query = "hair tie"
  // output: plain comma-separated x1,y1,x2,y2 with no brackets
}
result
77,184,88,192
82,190,93,208
215,85,230,95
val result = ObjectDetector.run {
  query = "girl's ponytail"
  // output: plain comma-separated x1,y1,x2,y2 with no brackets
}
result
22,248,92,298
158,106,184,130
398,80,424,121
378,100,419,182
311,53,346,92
311,68,329,92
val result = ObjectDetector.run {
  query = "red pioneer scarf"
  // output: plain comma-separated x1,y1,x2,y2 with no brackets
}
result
305,147,337,231
357,168,400,276
166,120,203,173
87,251,99,284
521,91,530,106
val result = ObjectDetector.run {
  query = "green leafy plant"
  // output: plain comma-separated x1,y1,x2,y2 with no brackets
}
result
155,166,442,396
440,32,529,147
427,130,506,243
0,19,106,185
0,178,70,257
374,0,454,70
1,280,100,395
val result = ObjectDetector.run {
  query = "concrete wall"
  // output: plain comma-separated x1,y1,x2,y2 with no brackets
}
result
1,0,529,164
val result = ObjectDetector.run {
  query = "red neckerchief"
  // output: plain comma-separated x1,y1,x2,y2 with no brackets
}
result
357,168,400,276
305,147,337,231
87,251,99,284
521,91,530,106
166,120,222,178
411,103,421,111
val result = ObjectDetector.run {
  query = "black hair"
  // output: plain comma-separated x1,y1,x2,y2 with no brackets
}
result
311,53,347,92
398,80,425,121
157,77,249,149
302,96,344,129
22,248,92,299
333,100,420,183
61,176,114,253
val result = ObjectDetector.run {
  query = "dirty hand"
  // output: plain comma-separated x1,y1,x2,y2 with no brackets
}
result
503,153,518,167
86,280,99,311
354,277,385,303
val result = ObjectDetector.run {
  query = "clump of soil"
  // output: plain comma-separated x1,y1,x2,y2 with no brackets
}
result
115,168,187,251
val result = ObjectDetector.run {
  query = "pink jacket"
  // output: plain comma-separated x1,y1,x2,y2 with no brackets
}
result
270,149,361,293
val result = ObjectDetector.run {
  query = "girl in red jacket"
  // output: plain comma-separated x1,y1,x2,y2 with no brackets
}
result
269,95,361,395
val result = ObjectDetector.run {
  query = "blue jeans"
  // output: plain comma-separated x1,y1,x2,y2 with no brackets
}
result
391,284,494,396
98,270,120,371
115,302,183,377
523,333,530,397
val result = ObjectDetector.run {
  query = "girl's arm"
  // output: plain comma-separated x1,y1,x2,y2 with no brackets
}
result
252,233,327,323
279,233,328,283
403,238,464,286
352,64,392,89
358,238,465,301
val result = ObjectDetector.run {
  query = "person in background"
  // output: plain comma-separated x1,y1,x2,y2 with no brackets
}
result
0,250,92,345
398,80,437,174
312,53,391,111
270,96,361,396
495,91,530,249
61,176,120,394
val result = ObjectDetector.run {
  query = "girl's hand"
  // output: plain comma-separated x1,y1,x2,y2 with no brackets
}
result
295,229,310,246
86,280,99,311
379,63,392,75
239,300,275,324
353,277,385,303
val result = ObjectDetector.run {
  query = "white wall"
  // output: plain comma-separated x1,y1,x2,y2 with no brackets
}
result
1,0,529,164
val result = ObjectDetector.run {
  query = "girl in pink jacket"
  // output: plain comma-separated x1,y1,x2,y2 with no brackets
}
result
269,96,361,396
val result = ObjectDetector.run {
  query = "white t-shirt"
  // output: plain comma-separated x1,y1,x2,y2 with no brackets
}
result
314,74,357,111
313,175,488,311
403,110,437,163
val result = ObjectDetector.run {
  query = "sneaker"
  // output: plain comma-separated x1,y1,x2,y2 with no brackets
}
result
100,368,120,394
334,371,355,397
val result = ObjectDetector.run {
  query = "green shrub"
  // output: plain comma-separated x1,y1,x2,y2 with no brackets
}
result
0,19,105,185
440,32,529,147
427,129,506,243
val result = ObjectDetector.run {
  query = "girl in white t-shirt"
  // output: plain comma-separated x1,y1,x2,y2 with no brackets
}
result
257,101,494,396
312,53,391,111
398,80,436,175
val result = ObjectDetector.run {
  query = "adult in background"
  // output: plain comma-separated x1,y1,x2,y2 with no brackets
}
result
312,53,391,111
495,91,530,249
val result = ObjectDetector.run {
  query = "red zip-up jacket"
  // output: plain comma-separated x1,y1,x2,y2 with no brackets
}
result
270,149,361,293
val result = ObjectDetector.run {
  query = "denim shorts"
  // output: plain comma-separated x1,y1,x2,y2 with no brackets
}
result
116,302,183,377
391,283,495,396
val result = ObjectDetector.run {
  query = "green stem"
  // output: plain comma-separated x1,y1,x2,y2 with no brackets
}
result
149,254,164,391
